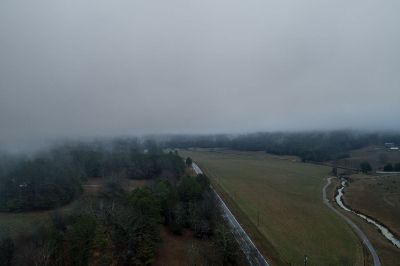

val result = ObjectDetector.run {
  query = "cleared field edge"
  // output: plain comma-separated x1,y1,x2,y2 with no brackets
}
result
196,161,286,266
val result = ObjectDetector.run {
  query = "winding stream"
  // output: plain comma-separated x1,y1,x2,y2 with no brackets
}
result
335,181,400,248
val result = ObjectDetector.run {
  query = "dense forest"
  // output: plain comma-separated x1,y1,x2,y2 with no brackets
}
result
5,176,236,265
0,139,184,212
0,139,241,265
165,131,400,162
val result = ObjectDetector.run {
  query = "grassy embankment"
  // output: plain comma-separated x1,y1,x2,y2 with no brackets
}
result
180,149,364,266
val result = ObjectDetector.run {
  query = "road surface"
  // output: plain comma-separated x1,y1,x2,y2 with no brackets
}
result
322,177,381,266
192,162,269,266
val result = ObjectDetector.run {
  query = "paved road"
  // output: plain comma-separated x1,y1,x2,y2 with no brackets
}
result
192,162,269,266
322,177,381,266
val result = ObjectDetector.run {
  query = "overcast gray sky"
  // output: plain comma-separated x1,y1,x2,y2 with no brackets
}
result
1,0,399,147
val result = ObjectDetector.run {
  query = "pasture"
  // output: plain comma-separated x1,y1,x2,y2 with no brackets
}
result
344,174,400,266
180,149,364,265
0,195,79,239
336,145,400,170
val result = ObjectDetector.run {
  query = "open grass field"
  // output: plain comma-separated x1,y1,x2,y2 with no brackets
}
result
343,174,400,266
180,149,364,266
0,177,150,239
0,178,106,239
336,146,400,171
0,210,52,239
0,194,80,239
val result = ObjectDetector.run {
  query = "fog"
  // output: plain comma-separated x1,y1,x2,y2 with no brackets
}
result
1,0,399,148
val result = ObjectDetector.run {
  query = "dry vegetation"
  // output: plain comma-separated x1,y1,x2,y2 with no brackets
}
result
153,226,248,266
336,146,400,170
342,174,400,266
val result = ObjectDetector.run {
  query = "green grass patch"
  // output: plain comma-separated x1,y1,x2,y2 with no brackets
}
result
180,149,364,266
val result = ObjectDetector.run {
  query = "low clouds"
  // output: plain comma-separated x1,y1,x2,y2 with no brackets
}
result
1,0,399,146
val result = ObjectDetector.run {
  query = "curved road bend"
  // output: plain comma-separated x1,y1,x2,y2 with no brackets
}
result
192,162,269,266
322,177,381,266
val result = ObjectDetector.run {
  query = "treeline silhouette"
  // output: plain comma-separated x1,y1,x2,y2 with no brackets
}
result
0,139,184,212
165,131,400,162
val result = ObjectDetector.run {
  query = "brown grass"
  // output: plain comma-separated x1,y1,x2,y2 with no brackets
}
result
153,227,211,266
341,174,400,266
336,146,400,170
125,178,151,191
153,226,249,266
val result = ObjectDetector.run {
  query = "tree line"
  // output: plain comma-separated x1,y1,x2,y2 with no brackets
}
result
383,163,400,172
1,173,241,265
165,131,400,162
0,139,184,212
0,139,242,265
358,161,400,174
